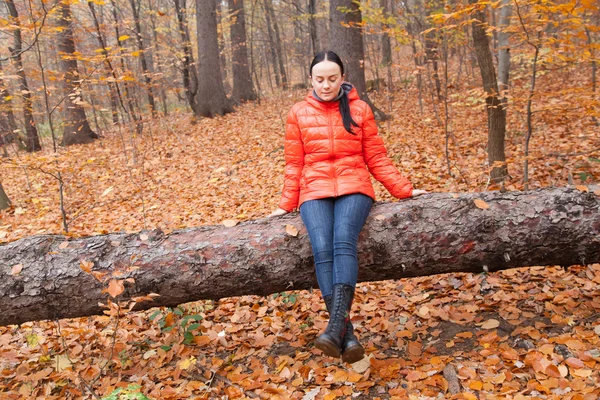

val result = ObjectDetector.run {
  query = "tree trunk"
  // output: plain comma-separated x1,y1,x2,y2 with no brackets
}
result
88,0,121,126
5,0,41,152
329,0,386,119
0,61,19,146
173,0,200,115
195,0,233,117
129,0,157,117
1,187,599,326
229,0,257,103
264,0,287,89
308,0,319,55
470,0,507,183
57,1,99,146
381,0,392,67
263,0,281,88
0,182,10,210
497,0,512,98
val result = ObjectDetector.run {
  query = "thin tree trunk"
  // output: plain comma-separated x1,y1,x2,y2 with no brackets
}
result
149,0,169,116
228,0,257,103
195,0,233,117
470,0,507,184
381,0,392,67
263,0,281,87
88,0,121,125
5,0,41,152
129,0,157,117
57,0,99,146
308,0,319,55
173,0,200,115
497,0,512,104
264,0,287,89
0,61,19,146
1,187,599,326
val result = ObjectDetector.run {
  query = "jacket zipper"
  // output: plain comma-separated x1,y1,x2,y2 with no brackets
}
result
328,108,338,197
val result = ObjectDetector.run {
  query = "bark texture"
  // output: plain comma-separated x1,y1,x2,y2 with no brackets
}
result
228,0,256,103
5,0,41,152
1,188,599,326
470,0,507,183
174,0,199,114
57,1,99,146
329,0,385,119
195,0,233,117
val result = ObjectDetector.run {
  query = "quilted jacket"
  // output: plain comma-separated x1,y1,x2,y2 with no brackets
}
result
278,86,413,212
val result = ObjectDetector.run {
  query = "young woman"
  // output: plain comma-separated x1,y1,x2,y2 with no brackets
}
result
268,50,426,363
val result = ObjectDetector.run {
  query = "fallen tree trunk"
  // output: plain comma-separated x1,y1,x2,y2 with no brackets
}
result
1,187,599,326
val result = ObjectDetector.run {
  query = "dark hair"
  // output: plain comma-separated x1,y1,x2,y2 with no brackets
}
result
310,50,359,134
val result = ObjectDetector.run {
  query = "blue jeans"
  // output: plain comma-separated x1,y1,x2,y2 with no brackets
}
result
300,193,373,297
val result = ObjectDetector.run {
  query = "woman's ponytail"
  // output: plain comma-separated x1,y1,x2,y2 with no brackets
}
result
339,90,360,134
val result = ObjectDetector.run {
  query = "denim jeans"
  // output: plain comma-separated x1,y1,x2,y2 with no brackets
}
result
300,193,373,297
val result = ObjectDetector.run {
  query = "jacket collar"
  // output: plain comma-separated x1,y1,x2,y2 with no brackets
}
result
305,82,359,110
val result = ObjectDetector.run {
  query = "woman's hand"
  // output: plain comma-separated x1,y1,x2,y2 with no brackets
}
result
268,208,289,218
411,189,428,197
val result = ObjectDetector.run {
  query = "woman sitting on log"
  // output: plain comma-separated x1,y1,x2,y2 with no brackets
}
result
268,50,426,363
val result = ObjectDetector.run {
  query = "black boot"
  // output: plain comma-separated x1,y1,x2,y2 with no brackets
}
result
315,284,355,358
323,293,365,363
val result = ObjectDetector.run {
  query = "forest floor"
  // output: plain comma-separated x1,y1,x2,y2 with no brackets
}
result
1,77,600,399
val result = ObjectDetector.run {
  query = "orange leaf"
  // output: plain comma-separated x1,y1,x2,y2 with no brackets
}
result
474,198,489,209
545,364,561,378
104,279,124,298
222,219,239,227
565,357,585,369
575,185,588,192
193,335,211,346
469,381,483,390
285,224,299,237
80,260,93,273
59,241,69,249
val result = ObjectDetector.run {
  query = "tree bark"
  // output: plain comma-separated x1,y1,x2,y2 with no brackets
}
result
5,0,41,152
329,0,386,119
497,0,512,98
174,0,200,115
308,0,319,55
1,187,599,326
228,0,257,103
470,0,507,183
195,0,233,117
0,182,10,210
129,0,157,117
0,61,19,149
57,0,99,146
263,0,287,89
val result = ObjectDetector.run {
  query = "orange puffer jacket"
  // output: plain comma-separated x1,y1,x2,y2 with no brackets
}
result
278,86,413,212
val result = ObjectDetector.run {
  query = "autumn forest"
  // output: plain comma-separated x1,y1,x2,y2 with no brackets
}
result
1,0,600,398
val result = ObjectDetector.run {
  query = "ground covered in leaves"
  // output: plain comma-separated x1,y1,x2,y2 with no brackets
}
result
1,76,600,399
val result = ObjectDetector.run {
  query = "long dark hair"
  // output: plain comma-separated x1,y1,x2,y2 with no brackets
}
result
310,50,359,134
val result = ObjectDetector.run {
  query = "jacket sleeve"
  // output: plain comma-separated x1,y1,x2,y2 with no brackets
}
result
278,108,304,212
361,103,413,199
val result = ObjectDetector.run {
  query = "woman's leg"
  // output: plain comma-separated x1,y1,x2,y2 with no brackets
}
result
332,193,373,287
300,198,335,297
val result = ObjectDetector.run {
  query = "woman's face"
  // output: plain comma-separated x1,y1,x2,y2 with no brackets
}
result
310,60,344,102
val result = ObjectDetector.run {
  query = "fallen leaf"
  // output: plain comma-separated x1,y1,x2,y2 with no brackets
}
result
140,233,149,241
54,354,72,372
285,224,299,237
575,185,588,192
59,241,69,249
351,353,372,373
481,319,500,329
222,219,239,227
302,387,320,400
101,186,114,197
474,198,490,209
